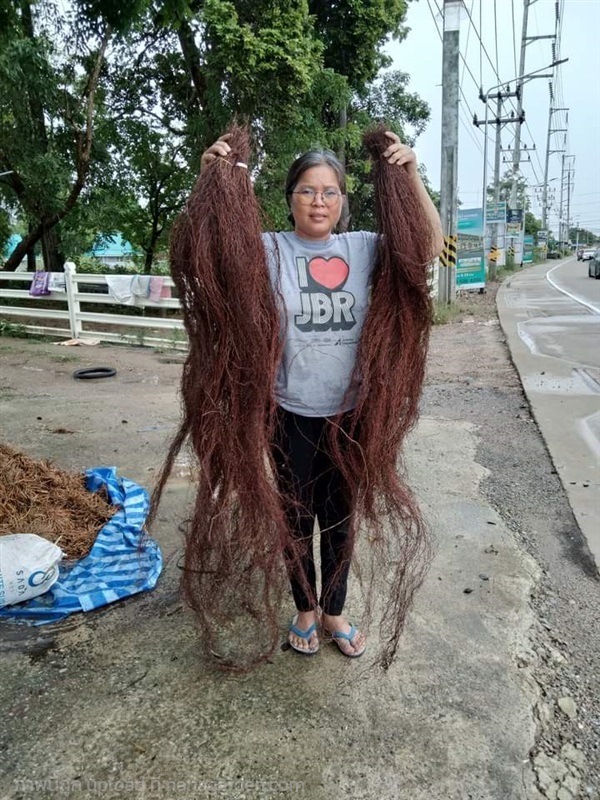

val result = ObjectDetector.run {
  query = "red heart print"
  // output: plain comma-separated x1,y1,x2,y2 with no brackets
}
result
308,257,349,291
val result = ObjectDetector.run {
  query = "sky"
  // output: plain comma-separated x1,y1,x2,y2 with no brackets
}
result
385,0,600,237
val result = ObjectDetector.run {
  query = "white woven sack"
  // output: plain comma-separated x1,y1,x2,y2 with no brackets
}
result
0,534,63,607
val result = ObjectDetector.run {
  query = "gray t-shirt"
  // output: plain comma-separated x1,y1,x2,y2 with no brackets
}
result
263,230,378,417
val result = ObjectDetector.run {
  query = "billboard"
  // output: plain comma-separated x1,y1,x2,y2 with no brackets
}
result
506,208,525,264
457,208,486,290
523,234,534,264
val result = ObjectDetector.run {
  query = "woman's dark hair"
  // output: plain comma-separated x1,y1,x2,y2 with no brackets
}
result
284,148,346,224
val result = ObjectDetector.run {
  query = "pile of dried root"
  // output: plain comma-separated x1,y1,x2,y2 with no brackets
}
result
0,443,117,560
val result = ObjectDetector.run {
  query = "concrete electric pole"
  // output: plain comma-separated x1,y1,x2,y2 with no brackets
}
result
438,0,463,305
473,87,521,280
542,101,568,231
509,0,530,211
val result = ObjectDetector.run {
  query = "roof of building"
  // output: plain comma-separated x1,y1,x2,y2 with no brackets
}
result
87,233,138,258
3,233,22,258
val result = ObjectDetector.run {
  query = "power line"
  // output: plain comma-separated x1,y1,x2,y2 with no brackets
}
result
432,0,480,99
460,0,475,95
426,0,488,162
463,1,502,86
461,0,519,116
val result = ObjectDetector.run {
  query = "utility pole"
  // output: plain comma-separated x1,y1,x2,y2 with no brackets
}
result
474,87,521,280
510,0,530,210
542,86,568,231
566,163,574,248
558,154,574,247
511,0,556,208
438,0,463,304
559,154,565,246
493,94,503,202
490,93,503,281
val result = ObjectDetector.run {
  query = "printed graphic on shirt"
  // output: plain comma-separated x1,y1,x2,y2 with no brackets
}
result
293,255,356,332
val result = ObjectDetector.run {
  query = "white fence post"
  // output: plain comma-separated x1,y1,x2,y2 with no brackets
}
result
64,261,82,339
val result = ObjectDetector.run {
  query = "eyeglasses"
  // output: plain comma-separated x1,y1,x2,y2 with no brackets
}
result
291,188,343,206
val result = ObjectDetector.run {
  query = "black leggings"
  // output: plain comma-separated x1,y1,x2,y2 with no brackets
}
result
272,406,354,616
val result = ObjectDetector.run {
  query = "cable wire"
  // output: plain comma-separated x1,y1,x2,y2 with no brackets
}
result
426,0,490,165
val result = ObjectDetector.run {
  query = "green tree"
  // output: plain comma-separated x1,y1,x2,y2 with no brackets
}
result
0,1,116,270
525,211,542,237
308,0,408,91
487,171,530,209
569,226,598,246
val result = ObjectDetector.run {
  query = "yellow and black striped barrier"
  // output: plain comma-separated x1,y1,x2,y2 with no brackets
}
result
489,246,499,263
439,235,457,268
508,245,515,258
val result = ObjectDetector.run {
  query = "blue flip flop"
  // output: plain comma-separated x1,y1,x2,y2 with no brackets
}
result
288,614,319,655
327,625,367,658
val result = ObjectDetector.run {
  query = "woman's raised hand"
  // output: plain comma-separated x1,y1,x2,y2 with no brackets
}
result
382,131,418,176
200,134,233,172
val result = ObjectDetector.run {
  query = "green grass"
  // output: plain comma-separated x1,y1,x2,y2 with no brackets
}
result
0,319,30,338
433,301,466,325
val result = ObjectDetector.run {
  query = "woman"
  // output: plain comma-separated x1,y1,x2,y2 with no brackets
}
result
196,131,443,658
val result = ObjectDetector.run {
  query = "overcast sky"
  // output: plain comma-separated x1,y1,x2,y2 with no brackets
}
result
385,0,600,236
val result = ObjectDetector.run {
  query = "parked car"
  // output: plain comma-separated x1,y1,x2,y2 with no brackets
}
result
588,249,600,279
581,247,597,261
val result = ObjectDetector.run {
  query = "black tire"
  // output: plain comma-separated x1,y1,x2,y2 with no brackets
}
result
73,367,117,380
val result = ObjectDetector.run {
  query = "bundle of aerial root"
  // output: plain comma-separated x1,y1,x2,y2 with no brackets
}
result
150,123,434,671
0,443,116,560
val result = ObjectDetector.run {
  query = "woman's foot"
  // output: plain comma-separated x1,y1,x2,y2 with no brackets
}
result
288,610,319,654
321,613,367,657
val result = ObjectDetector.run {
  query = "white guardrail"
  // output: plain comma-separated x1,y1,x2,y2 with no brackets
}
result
0,259,441,350
0,262,186,350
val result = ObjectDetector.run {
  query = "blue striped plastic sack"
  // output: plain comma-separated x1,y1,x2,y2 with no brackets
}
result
0,467,162,624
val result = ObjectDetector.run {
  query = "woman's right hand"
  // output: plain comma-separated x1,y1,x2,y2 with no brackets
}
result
200,134,232,172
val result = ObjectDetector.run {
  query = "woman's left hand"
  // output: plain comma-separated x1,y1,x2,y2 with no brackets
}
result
382,131,418,176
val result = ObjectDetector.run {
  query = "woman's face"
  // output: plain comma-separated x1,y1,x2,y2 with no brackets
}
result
290,165,344,241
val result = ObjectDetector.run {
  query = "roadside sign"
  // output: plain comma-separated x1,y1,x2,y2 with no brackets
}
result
487,202,507,223
457,208,486,290
523,235,534,264
507,208,523,235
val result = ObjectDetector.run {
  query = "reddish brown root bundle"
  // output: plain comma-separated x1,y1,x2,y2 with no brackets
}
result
149,125,290,669
152,123,435,671
331,126,435,666
0,443,116,560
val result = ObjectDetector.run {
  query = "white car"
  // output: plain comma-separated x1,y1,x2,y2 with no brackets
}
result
581,247,597,261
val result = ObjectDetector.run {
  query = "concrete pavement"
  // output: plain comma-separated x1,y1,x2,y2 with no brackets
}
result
497,257,600,572
0,337,545,800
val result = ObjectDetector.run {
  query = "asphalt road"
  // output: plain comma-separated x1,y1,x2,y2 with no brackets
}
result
497,257,600,569
548,258,600,312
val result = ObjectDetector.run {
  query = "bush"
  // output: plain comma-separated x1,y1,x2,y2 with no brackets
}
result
68,255,172,276
73,255,139,275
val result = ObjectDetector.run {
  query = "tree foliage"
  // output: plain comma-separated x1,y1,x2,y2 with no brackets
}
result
1,0,432,271
0,0,113,270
